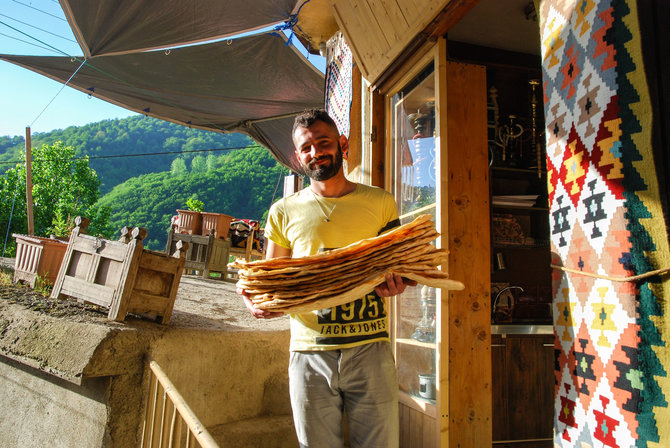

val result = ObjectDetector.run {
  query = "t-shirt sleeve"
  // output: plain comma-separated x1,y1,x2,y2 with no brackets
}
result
385,191,400,222
378,191,400,234
263,200,291,249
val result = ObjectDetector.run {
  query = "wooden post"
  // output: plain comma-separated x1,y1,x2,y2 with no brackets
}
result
25,127,34,235
439,59,491,447
347,63,362,177
370,89,385,188
283,174,303,197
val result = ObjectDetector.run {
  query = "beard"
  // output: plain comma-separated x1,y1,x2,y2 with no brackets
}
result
301,145,343,181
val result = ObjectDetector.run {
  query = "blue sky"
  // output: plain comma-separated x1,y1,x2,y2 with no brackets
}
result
0,0,325,138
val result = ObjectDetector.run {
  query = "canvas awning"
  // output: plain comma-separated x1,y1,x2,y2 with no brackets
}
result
1,0,326,172
60,0,301,58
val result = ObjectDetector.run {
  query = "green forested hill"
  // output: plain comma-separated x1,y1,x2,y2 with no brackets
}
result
0,116,252,193
97,145,286,250
1,116,296,253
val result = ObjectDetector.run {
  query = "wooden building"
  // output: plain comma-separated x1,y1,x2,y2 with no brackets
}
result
293,1,670,447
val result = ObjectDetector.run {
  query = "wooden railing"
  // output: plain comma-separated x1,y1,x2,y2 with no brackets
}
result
141,358,219,448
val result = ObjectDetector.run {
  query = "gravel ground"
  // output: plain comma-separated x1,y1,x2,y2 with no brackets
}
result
0,257,290,331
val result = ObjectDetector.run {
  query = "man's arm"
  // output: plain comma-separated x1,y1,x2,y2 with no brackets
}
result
237,239,290,319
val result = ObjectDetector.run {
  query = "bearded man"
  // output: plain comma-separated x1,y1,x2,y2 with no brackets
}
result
238,109,415,448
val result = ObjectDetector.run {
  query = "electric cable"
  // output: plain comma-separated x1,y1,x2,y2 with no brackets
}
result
11,0,68,22
0,13,76,43
0,144,264,165
2,177,21,257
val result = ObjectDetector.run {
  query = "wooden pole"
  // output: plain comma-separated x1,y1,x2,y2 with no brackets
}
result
25,127,34,236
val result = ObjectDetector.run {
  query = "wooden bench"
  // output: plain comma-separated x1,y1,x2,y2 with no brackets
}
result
50,217,188,324
228,228,264,262
226,229,265,281
165,229,231,279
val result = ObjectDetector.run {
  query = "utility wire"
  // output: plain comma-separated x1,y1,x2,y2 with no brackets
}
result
0,31,56,52
0,19,71,56
0,19,227,133
0,13,76,43
11,0,68,22
84,145,263,160
0,144,264,165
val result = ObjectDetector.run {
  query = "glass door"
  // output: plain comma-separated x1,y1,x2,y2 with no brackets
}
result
387,51,440,418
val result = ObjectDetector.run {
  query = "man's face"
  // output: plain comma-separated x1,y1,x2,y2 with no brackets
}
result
293,120,343,181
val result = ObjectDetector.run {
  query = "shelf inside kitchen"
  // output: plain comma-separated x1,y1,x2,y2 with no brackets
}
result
396,338,436,349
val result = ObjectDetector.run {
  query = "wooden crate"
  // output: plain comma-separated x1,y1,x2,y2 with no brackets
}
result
50,217,188,324
176,209,202,235
200,212,233,239
12,234,69,287
166,229,231,279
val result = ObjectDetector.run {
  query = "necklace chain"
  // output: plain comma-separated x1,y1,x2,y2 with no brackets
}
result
310,190,337,222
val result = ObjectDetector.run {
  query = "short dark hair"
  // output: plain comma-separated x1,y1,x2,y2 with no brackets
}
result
292,109,339,136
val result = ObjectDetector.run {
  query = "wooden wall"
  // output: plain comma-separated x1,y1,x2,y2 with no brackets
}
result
399,403,437,448
330,0,448,81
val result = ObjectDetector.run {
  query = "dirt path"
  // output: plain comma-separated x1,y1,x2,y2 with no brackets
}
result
0,257,290,331
170,275,290,331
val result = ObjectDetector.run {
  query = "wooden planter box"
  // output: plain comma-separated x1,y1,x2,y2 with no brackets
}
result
166,230,231,279
50,217,189,324
12,234,69,287
176,209,202,235
200,212,233,239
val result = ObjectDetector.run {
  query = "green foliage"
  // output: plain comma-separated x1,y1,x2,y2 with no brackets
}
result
1,116,254,193
98,146,286,250
190,155,207,173
49,209,75,237
170,158,187,176
0,141,113,256
186,196,204,212
1,117,285,254
33,274,54,297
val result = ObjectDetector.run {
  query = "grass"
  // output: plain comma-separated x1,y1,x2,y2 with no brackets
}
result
33,274,54,297
0,268,12,287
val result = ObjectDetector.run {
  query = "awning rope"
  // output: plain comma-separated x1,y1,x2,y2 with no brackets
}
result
30,57,87,127
551,264,670,282
274,0,313,46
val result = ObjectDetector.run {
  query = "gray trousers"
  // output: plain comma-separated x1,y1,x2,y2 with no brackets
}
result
289,341,399,448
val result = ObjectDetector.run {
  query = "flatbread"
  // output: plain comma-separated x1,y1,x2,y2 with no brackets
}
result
232,214,464,313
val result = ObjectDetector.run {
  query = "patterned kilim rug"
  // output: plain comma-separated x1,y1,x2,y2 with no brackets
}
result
540,0,670,446
325,31,353,138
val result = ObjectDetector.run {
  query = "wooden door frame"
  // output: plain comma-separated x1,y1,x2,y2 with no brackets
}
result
382,37,492,447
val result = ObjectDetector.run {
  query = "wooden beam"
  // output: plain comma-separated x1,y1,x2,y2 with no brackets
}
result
347,63,363,177
372,0,480,92
439,57,491,447
370,89,385,188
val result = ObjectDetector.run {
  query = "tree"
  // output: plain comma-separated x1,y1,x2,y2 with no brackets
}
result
191,155,207,173
97,145,284,250
206,154,220,171
0,141,113,256
170,158,187,176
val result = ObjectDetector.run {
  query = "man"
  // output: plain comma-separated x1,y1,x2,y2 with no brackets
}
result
238,109,415,448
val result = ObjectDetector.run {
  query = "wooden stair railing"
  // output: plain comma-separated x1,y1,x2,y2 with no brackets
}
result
141,357,219,448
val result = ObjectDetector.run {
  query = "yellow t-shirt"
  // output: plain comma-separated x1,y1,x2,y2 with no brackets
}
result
264,183,400,351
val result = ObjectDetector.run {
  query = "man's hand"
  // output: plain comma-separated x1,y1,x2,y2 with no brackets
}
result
237,287,285,319
375,273,418,297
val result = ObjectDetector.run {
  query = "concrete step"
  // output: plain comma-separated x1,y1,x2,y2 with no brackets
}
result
210,414,298,448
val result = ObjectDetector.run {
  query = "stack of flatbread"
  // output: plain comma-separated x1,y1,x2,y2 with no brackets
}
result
231,214,464,313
